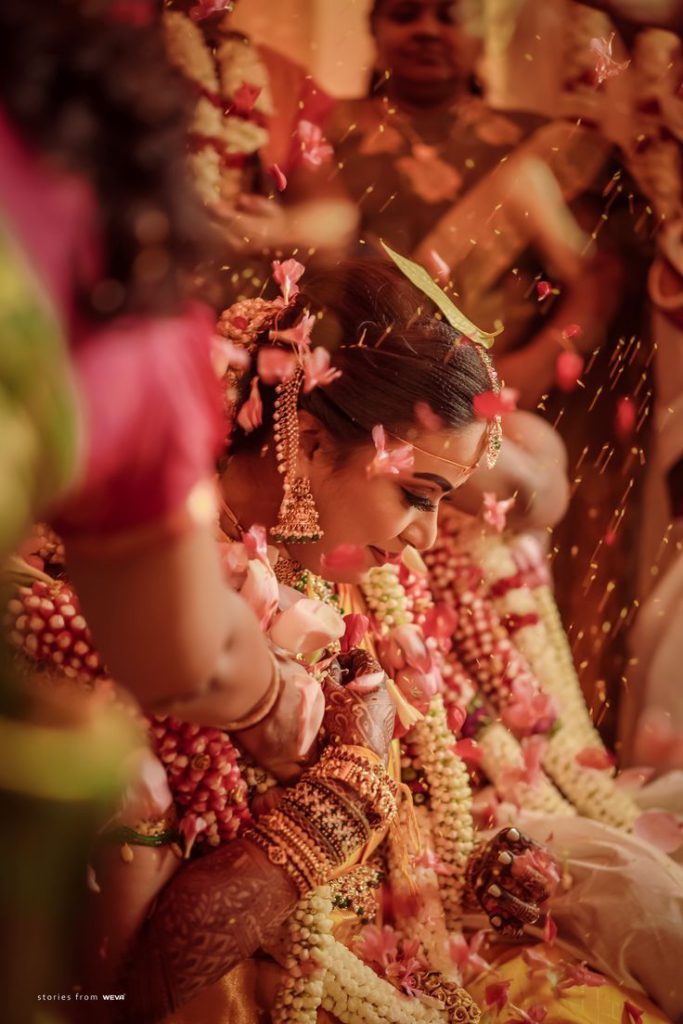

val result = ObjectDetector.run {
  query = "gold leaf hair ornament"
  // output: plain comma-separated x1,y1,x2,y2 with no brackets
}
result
380,241,503,469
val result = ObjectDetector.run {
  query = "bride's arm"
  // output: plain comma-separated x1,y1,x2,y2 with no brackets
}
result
114,836,299,1022
113,668,396,1022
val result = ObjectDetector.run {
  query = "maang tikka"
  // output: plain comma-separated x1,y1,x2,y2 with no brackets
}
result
271,370,323,544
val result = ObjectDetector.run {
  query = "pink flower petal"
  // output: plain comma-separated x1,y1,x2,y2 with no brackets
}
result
622,1000,644,1024
574,746,615,770
211,336,250,378
555,351,584,392
482,492,516,533
543,912,557,946
188,0,232,20
303,347,342,392
367,424,414,478
236,376,263,433
561,323,583,342
269,163,288,192
297,120,333,168
320,544,367,576
446,702,467,735
429,249,450,283
257,347,297,385
341,613,370,653
537,280,552,300
615,396,636,441
453,738,483,765
272,258,305,304
414,401,443,432
590,34,631,86
232,82,261,115
633,810,683,853
485,980,511,1012
473,387,519,419
269,312,315,352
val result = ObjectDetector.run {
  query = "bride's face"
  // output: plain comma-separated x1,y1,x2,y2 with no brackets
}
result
288,420,487,583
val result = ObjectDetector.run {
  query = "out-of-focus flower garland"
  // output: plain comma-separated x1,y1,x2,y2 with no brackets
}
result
427,506,639,831
163,10,271,205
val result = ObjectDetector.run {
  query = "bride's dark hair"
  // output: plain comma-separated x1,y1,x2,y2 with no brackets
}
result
230,259,491,456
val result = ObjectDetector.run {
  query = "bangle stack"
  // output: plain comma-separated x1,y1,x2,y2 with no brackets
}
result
245,744,398,897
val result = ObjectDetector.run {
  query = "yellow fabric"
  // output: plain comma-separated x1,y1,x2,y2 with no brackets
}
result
467,946,672,1024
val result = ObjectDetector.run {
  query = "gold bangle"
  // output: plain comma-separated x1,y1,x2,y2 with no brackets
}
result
222,651,282,732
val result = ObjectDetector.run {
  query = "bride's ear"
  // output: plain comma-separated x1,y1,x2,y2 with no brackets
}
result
297,410,329,464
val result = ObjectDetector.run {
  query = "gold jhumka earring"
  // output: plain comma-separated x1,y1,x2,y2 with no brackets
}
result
271,370,323,544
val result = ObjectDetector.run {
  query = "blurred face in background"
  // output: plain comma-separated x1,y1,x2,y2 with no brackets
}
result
371,0,481,100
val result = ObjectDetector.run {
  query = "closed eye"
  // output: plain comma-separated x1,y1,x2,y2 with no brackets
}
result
401,487,437,512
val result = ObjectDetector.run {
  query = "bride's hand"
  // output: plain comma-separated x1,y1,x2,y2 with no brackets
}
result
466,826,561,937
235,652,325,784
321,649,395,764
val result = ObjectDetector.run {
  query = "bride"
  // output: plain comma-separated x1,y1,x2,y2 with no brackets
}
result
12,258,678,1023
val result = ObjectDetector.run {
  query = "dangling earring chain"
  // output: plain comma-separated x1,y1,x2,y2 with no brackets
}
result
271,371,323,544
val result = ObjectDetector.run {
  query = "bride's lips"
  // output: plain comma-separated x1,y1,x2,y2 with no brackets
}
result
368,545,392,566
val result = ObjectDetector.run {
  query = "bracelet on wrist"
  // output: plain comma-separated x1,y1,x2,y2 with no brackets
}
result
222,650,282,732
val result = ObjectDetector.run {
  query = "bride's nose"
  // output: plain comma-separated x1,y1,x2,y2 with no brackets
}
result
399,511,439,553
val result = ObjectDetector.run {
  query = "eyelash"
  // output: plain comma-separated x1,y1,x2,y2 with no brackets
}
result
401,487,437,512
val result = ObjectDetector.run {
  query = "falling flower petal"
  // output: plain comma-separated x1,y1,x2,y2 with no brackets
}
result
446,702,467,735
401,544,428,575
512,846,561,895
269,312,315,352
257,347,297,385
473,387,519,420
590,33,631,86
269,163,288,192
211,335,250,378
297,120,333,168
543,913,557,946
622,1000,644,1024
615,396,636,441
561,323,583,342
232,82,262,115
522,946,553,972
189,0,232,20
367,425,414,478
320,544,367,576
178,814,208,858
272,259,305,303
556,351,584,392
633,810,683,853
354,924,400,968
429,249,450,283
453,738,483,765
557,961,608,990
483,492,516,533
236,376,263,433
485,980,512,1013
414,848,453,875
414,401,444,432
242,524,269,564
303,347,342,392
575,746,615,770
341,613,370,653
537,280,552,301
